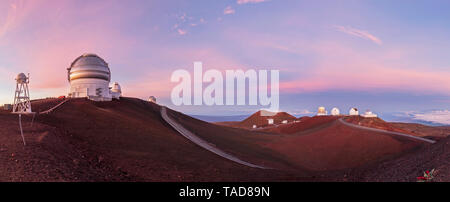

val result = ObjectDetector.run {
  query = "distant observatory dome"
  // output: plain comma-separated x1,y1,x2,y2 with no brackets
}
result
148,96,157,103
16,73,27,84
331,107,340,116
317,106,327,116
111,82,122,99
349,108,359,116
67,53,113,101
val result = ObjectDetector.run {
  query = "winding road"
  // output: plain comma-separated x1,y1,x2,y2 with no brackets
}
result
338,118,436,144
160,107,268,169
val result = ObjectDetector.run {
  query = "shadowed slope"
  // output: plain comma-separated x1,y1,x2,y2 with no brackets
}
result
31,98,295,181
265,119,423,171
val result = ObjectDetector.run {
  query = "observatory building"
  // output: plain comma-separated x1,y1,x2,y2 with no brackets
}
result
331,107,340,116
67,53,120,101
317,106,327,116
362,110,378,118
110,82,122,99
349,108,359,116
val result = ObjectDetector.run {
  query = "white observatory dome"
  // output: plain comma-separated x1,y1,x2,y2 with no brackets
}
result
16,73,27,84
68,53,110,82
67,53,112,101
111,82,122,99
349,108,359,116
331,107,340,116
317,106,327,116
148,96,157,103
111,82,121,93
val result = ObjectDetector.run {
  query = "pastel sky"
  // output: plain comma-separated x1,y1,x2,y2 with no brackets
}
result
0,0,449,124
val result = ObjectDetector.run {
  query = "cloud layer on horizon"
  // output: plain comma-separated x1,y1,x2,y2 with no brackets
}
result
413,110,450,125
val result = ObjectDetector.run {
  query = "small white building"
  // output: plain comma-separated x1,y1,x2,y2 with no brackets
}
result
252,125,257,129
281,120,288,124
331,107,340,116
362,110,378,118
317,106,327,116
349,108,359,116
267,119,274,125
110,82,122,99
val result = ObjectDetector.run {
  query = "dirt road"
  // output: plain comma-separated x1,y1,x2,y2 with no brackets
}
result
161,107,268,169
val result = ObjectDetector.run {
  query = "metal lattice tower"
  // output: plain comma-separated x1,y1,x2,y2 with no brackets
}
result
12,73,32,114
12,73,34,146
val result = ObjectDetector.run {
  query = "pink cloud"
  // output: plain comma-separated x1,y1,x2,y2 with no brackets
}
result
1,0,140,90
237,0,267,4
177,29,187,35
224,6,235,15
334,25,383,45
223,28,450,95
123,47,249,100
279,67,450,94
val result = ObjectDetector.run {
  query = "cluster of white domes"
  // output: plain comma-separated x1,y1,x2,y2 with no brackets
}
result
315,106,376,117
67,53,121,101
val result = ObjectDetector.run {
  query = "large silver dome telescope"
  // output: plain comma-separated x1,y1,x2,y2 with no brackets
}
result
67,53,113,101
67,53,111,82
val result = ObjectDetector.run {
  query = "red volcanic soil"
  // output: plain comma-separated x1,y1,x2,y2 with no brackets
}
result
165,108,305,172
0,98,294,181
342,116,416,136
166,112,428,174
263,116,340,134
0,98,444,181
0,109,128,181
345,136,450,182
264,118,424,171
390,122,450,139
31,98,65,113
225,110,297,128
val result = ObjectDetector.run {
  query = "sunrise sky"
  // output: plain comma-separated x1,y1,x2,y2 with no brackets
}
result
0,0,449,124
